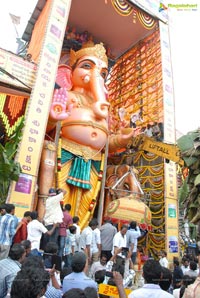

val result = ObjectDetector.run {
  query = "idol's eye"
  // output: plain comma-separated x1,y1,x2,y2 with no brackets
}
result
80,62,92,69
101,70,108,80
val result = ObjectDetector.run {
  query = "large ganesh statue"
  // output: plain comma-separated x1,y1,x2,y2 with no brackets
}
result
38,43,138,229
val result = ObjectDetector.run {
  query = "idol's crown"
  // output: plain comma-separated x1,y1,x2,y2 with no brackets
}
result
69,42,108,66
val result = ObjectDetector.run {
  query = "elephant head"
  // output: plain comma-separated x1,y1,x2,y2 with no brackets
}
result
54,43,110,121
104,164,143,211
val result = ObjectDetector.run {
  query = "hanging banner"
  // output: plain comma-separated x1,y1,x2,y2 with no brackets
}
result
159,20,179,262
0,48,36,90
7,0,72,217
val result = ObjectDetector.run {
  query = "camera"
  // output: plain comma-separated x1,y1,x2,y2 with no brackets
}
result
121,247,129,257
105,271,113,278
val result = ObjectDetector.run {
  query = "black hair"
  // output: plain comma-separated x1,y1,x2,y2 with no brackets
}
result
173,259,180,266
159,267,172,291
189,260,197,271
5,203,15,214
89,218,98,227
22,255,44,271
121,224,128,230
143,259,162,284
95,270,106,284
11,267,49,298
30,211,38,220
65,204,71,211
23,211,32,217
129,221,137,230
63,288,86,298
71,253,86,273
21,240,31,250
84,287,98,298
73,216,79,224
9,244,25,261
44,241,58,254
69,225,77,234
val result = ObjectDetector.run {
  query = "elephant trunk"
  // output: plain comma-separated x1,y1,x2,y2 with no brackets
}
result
85,70,110,119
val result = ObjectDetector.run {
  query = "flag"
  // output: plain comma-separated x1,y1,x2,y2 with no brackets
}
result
9,13,20,25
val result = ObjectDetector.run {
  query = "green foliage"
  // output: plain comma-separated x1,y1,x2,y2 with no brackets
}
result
178,178,189,205
0,118,24,204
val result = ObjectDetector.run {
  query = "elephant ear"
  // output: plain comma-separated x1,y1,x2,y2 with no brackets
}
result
56,64,72,90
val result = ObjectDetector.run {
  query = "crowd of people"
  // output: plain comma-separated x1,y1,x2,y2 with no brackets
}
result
0,191,200,298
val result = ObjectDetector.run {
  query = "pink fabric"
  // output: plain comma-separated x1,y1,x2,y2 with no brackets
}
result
59,211,73,236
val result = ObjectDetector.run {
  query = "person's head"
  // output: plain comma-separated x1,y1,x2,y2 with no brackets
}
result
11,266,50,298
89,218,98,230
30,211,38,220
129,221,137,230
5,203,15,214
95,269,106,284
159,266,172,291
22,255,44,271
189,260,197,271
182,258,189,268
71,252,87,273
84,287,98,298
179,275,196,298
9,244,26,263
23,211,32,222
143,259,162,284
21,240,32,256
100,254,108,266
63,289,86,298
44,241,58,254
48,187,57,196
73,216,79,224
174,259,180,267
69,225,77,234
120,224,128,236
0,203,6,216
161,251,167,258
65,203,71,212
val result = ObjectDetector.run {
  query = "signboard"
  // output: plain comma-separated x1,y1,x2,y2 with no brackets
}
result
98,284,132,297
159,20,179,262
0,48,36,90
7,0,72,217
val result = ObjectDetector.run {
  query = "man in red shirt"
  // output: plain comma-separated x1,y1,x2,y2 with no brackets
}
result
13,211,32,243
58,204,73,257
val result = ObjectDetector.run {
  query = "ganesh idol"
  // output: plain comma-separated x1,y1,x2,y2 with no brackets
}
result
38,42,137,229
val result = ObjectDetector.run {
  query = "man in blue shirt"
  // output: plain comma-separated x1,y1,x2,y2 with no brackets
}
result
128,259,173,298
62,252,97,294
0,243,26,298
0,204,16,260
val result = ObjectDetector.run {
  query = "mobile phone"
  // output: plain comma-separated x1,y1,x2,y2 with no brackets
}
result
43,253,62,271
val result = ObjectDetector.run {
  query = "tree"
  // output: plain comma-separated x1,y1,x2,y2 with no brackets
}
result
0,118,24,204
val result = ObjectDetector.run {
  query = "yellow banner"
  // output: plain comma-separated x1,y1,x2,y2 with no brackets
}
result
7,0,72,217
98,284,132,297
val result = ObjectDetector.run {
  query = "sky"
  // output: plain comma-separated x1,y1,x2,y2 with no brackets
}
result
0,0,199,135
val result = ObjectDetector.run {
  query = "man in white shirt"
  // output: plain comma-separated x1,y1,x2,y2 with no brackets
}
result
91,227,101,264
128,259,173,298
27,211,57,251
112,224,128,277
126,221,141,264
78,218,98,265
159,250,169,268
43,188,65,245
73,216,81,252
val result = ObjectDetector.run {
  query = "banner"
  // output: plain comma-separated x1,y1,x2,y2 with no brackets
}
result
159,20,179,262
0,48,36,90
7,0,72,217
